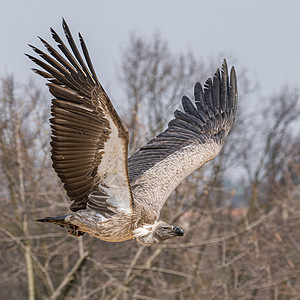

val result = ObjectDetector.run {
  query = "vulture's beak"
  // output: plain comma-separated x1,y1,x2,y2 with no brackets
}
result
173,226,184,236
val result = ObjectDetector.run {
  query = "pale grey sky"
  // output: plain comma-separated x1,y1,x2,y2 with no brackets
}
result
1,0,300,101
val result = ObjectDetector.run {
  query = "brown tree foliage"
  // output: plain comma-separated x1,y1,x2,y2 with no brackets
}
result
0,35,299,300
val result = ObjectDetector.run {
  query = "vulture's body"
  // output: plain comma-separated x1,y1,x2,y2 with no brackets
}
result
27,20,238,245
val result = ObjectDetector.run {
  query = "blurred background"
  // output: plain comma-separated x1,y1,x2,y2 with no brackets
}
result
0,1,299,299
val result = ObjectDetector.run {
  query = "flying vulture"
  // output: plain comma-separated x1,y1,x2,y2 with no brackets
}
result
27,19,238,246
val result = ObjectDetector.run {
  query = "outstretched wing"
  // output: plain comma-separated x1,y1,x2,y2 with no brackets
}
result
27,19,133,215
128,60,237,215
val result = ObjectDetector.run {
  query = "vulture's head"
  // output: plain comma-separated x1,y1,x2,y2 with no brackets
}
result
135,221,184,246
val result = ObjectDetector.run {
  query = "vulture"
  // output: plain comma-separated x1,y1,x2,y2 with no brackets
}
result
27,19,238,246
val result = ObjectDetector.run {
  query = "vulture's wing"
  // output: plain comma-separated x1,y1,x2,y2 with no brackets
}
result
128,61,237,215
27,19,133,215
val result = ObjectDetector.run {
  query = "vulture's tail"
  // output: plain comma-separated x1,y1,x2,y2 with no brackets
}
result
37,215,68,226
37,215,85,237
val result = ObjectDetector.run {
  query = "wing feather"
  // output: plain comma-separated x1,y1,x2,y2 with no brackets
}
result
128,60,237,215
27,19,133,214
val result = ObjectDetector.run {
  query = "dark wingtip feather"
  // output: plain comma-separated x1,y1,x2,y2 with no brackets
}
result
212,68,221,113
61,19,73,47
62,17,70,36
50,27,61,43
203,77,214,117
38,36,50,48
195,81,201,88
25,53,35,61
28,44,44,56
229,66,238,112
194,81,206,113
62,17,69,33
31,68,53,79
220,59,229,112
230,66,237,89
78,32,100,86
214,68,221,79
221,59,229,79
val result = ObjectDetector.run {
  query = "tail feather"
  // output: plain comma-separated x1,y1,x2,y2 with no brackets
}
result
37,215,85,237
36,215,68,226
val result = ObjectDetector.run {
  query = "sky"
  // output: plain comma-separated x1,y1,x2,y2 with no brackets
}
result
1,0,300,103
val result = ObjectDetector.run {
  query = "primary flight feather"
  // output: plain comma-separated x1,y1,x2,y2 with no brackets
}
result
27,19,238,245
